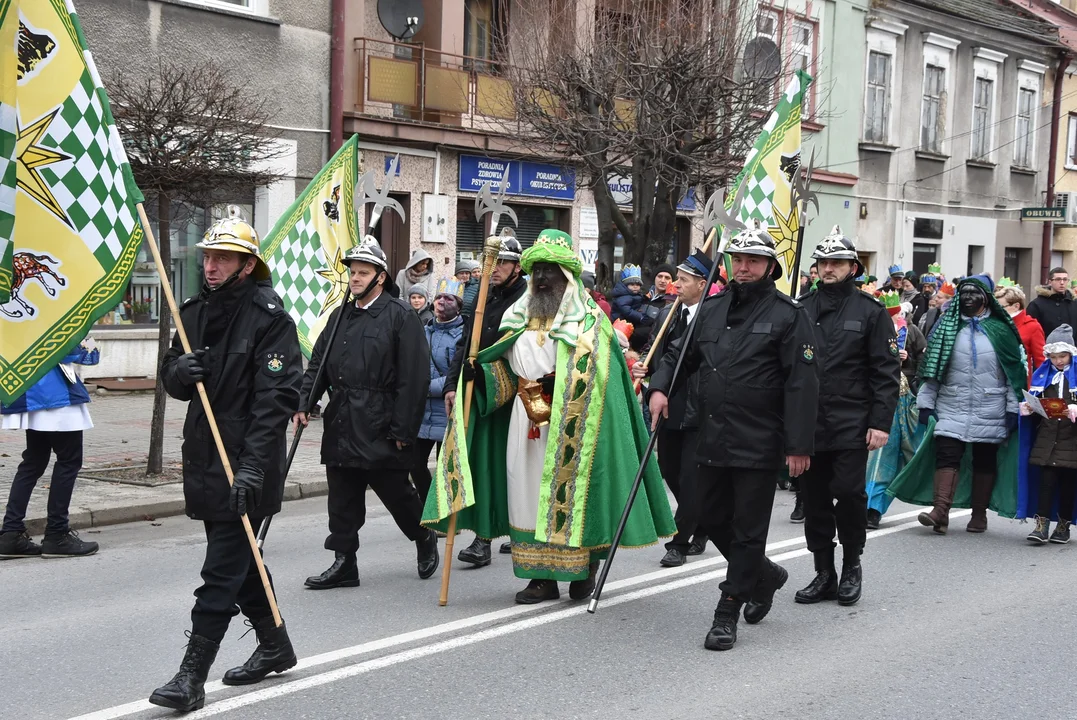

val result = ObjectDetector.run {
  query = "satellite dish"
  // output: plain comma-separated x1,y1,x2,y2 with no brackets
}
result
378,0,423,40
743,36,781,81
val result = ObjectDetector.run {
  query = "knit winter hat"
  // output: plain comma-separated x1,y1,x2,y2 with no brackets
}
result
408,283,429,301
1044,324,1077,356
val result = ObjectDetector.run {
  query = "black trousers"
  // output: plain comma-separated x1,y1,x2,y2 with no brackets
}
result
325,467,426,553
1036,467,1077,521
934,437,998,472
191,518,274,644
695,465,777,603
801,449,869,554
412,439,441,507
656,428,706,552
2,429,83,535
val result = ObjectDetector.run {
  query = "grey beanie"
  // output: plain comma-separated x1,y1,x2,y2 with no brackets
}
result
408,283,429,301
1044,323,1077,356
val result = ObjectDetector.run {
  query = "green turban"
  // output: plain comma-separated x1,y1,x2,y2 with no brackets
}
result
521,229,581,277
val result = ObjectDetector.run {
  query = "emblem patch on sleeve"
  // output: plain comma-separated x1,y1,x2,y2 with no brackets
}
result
266,352,285,373
889,338,899,356
801,343,815,363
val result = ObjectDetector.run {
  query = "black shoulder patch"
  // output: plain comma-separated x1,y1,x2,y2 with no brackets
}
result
252,288,287,317
775,293,801,308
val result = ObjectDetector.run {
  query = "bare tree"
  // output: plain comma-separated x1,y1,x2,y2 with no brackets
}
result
506,0,792,290
109,62,286,476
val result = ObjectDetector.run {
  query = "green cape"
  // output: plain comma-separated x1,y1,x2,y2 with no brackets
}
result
885,418,1018,517
423,290,674,556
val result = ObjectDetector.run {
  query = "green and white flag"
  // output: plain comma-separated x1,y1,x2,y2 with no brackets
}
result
261,135,359,357
1,0,144,404
0,0,16,303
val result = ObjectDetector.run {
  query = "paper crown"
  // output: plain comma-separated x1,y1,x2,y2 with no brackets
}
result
997,277,1018,289
888,264,903,276
612,319,634,338
880,289,902,315
938,281,956,296
621,264,643,282
920,273,938,285
928,263,942,275
435,277,465,298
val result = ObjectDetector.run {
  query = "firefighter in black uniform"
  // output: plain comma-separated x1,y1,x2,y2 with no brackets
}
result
649,225,818,652
299,237,439,589
448,233,530,567
150,209,302,712
631,250,714,567
794,228,899,607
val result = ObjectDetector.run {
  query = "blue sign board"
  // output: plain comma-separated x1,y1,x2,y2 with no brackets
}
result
459,155,575,201
384,156,401,176
607,174,696,211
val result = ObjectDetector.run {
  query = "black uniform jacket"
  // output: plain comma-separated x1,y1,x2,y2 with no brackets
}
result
161,279,302,521
649,277,819,470
446,273,528,390
643,302,701,430
799,279,900,452
301,291,430,470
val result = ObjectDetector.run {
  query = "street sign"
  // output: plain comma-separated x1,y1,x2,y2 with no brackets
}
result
1020,207,1066,221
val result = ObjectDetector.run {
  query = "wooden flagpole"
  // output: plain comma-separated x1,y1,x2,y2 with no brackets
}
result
438,234,502,606
137,203,283,628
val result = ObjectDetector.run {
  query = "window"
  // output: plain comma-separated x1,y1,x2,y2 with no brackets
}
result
921,64,946,152
1015,87,1036,167
864,51,891,143
791,22,814,117
1004,248,1021,282
745,10,817,114
971,78,993,159
913,217,944,239
464,0,508,72
967,245,984,276
1066,115,1077,168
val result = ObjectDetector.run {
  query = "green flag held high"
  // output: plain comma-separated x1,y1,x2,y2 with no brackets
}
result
261,135,360,358
1,0,144,405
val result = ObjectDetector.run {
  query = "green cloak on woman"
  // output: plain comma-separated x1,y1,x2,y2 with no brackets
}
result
423,231,675,581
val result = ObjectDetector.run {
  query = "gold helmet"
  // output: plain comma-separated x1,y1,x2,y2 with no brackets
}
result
196,206,270,281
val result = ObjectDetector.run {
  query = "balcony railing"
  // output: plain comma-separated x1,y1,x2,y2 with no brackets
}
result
354,37,524,134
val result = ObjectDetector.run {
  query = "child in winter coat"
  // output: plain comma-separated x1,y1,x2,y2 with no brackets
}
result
610,265,654,327
408,284,435,326
1019,324,1077,544
414,280,465,502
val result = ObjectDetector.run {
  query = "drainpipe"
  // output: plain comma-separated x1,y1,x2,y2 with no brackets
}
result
329,0,345,154
1043,51,1070,284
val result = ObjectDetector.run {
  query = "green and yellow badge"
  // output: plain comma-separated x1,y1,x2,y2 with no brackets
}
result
889,338,899,356
801,343,815,363
266,352,285,373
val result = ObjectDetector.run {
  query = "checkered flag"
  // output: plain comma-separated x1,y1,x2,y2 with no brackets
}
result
261,136,360,357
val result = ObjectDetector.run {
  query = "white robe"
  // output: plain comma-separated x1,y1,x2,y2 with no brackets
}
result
505,329,557,532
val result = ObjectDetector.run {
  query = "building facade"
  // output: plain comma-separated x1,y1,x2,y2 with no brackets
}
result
854,0,1062,290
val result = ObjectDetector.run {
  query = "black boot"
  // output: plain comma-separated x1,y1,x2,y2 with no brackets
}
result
743,559,789,625
40,529,98,558
515,579,559,604
569,562,599,600
687,536,708,556
417,529,440,579
1050,519,1071,544
866,509,881,530
659,547,686,567
0,530,42,559
457,537,492,566
837,549,862,606
304,552,360,589
1027,516,1051,545
222,617,297,686
794,549,838,604
789,492,805,523
500,541,512,554
149,633,220,712
703,594,743,651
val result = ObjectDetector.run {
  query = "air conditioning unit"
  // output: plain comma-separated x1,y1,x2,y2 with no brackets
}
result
1054,192,1077,225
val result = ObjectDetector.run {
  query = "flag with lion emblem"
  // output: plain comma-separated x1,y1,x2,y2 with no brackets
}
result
261,135,359,358
0,0,144,405
729,70,812,296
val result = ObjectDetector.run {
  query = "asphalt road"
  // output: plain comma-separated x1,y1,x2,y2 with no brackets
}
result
2,490,1071,720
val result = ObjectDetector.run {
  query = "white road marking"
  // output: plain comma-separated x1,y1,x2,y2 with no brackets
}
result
69,506,954,720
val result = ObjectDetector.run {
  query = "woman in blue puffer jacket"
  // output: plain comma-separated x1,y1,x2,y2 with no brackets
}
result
0,337,100,558
610,265,654,328
413,280,465,503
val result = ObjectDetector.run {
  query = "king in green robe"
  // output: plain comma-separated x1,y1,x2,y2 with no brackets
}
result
423,230,675,603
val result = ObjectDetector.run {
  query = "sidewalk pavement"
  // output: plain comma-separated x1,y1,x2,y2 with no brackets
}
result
0,391,331,535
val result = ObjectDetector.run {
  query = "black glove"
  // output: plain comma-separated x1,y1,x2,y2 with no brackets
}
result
539,374,555,396
462,360,481,385
229,464,264,516
1006,412,1019,434
918,408,937,426
175,349,207,386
